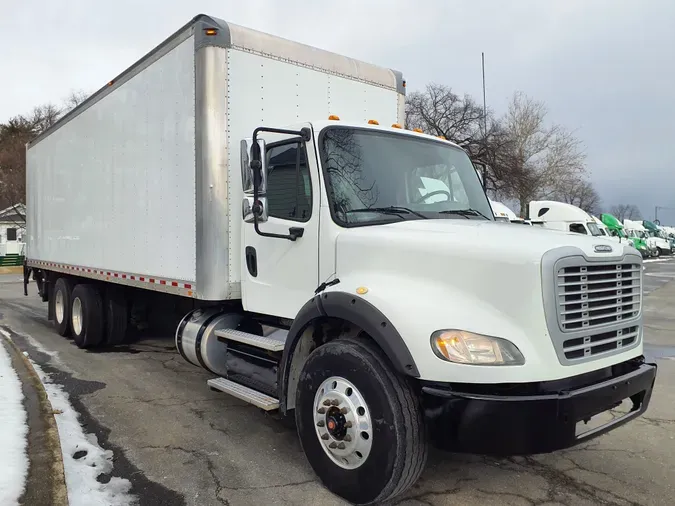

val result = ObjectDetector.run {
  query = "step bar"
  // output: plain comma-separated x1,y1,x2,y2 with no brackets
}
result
207,377,280,411
214,329,285,352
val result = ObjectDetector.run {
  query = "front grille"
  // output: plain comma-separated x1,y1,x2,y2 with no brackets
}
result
557,263,641,332
562,325,639,361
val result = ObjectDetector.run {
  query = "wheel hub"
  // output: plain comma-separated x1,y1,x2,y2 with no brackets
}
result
313,376,373,470
55,290,64,323
325,408,348,439
72,297,83,336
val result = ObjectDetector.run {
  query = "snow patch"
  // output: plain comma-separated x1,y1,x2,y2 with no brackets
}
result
0,339,29,506
28,359,137,506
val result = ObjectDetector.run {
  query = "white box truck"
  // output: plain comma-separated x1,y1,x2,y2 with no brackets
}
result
24,14,657,505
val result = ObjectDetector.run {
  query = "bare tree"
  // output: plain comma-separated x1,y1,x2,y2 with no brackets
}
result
498,92,586,214
555,178,602,215
63,90,90,113
405,84,514,195
0,91,91,209
609,204,642,221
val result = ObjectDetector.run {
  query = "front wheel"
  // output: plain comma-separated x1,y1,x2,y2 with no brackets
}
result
295,337,427,505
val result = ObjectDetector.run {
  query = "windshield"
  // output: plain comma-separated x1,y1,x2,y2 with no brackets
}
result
586,222,603,236
319,127,493,226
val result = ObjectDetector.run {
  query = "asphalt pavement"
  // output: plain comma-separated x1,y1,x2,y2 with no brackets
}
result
1,259,675,506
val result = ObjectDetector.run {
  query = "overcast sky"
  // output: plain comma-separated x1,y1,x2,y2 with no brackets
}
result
2,0,673,220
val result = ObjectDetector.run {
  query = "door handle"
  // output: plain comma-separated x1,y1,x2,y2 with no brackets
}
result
289,227,304,241
245,246,257,277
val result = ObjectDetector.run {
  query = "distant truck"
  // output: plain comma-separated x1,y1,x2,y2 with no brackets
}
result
624,219,660,257
489,200,531,224
23,15,657,504
528,200,603,236
643,220,672,256
600,213,649,258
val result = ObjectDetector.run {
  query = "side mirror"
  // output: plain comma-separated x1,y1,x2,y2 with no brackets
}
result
240,138,267,194
242,196,268,223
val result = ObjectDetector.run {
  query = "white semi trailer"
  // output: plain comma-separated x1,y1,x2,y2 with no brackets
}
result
24,15,656,505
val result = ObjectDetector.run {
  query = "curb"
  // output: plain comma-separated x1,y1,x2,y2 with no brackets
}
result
3,337,69,506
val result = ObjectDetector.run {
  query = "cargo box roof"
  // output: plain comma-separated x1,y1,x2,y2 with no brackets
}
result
29,14,405,147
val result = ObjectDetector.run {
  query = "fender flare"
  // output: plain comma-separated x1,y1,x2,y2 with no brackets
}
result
279,291,420,411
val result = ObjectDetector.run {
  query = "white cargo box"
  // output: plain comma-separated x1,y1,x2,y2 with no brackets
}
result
26,14,405,300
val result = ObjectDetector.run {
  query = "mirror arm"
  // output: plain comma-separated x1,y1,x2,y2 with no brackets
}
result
251,126,311,241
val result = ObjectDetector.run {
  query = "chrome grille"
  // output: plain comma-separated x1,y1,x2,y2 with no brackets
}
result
542,251,643,366
562,326,639,361
557,263,641,332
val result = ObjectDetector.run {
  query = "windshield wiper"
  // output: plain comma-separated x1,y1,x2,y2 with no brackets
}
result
348,206,428,219
438,208,490,220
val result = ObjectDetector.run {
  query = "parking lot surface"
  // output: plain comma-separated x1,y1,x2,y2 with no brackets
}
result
1,259,674,505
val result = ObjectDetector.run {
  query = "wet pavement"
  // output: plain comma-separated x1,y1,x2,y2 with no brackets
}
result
1,259,674,505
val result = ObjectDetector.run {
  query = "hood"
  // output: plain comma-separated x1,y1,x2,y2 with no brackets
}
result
332,219,642,384
336,219,630,265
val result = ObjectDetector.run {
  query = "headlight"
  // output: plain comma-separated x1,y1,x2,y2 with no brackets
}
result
431,330,525,365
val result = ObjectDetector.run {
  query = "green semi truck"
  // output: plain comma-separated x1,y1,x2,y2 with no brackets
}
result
600,213,649,258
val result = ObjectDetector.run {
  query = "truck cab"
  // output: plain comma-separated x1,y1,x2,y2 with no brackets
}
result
643,220,672,256
601,213,649,258
490,200,532,225
624,219,659,257
490,199,516,223
528,200,603,236
239,119,655,483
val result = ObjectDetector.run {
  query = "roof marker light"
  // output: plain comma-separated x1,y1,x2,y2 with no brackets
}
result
328,115,340,120
367,119,379,125
391,123,402,129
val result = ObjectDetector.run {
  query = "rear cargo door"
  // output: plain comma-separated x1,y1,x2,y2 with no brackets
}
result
241,126,320,319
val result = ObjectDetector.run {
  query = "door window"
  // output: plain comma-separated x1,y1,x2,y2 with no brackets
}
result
265,142,312,222
569,223,587,234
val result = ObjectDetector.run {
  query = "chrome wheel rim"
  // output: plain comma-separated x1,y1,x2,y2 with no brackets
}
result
72,297,83,335
55,290,64,323
313,376,373,470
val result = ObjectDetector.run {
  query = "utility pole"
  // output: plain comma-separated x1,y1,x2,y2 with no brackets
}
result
654,206,675,225
481,52,488,186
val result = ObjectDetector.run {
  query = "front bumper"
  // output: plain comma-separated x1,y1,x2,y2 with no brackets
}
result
421,358,656,455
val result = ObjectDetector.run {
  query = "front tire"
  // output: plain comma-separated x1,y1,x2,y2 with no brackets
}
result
295,337,427,505
71,284,104,349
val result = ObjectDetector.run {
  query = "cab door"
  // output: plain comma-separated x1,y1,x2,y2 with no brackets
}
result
241,125,321,319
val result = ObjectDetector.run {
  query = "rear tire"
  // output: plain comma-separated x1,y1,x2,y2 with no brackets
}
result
71,284,104,349
53,277,74,337
295,337,427,505
104,287,129,345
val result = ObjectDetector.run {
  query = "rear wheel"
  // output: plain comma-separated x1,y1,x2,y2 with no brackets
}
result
53,277,74,337
295,337,427,505
104,287,129,345
71,284,104,349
